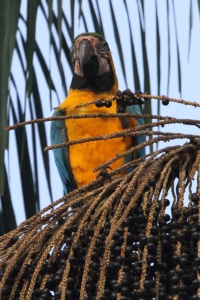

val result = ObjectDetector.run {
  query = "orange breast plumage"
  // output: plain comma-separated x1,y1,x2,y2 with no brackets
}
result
59,90,133,187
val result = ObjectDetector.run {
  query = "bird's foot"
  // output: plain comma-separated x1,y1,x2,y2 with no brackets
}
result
116,89,145,113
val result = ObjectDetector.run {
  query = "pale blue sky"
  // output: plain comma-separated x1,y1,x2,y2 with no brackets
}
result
8,0,200,224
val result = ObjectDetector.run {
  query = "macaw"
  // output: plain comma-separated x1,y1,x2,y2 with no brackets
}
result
51,33,145,194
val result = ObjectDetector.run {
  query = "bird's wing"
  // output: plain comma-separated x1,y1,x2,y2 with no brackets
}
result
126,104,145,159
50,109,77,194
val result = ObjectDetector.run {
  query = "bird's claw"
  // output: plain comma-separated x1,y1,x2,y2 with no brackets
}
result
116,89,145,113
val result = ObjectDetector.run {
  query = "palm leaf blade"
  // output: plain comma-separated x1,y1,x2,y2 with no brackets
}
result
0,0,21,196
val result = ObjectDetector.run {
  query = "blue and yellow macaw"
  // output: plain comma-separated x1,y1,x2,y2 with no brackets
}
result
51,33,145,194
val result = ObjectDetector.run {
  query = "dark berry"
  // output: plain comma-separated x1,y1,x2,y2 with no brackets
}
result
105,100,112,108
95,100,104,107
191,193,199,203
162,98,169,105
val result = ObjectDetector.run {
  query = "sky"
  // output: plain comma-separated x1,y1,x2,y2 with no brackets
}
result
7,0,200,225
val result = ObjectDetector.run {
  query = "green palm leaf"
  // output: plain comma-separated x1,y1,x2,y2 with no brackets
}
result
0,0,199,234
0,0,21,195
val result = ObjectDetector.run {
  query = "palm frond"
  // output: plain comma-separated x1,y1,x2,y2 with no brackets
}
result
1,0,200,234
1,100,200,298
0,0,21,195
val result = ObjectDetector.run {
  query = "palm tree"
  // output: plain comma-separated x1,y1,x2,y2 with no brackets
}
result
0,0,199,233
0,0,199,234
1,1,200,299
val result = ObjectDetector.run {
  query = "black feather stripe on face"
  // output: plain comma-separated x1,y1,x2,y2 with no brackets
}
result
70,70,115,93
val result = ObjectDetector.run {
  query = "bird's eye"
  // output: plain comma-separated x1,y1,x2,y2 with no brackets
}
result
73,48,77,57
102,41,108,49
72,50,78,64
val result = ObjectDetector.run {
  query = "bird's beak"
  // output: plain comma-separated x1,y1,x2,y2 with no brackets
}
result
78,39,99,77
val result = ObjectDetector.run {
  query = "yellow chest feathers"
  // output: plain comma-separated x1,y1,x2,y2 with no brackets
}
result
59,90,131,187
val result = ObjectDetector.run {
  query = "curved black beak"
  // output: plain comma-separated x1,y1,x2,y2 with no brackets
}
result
78,39,99,77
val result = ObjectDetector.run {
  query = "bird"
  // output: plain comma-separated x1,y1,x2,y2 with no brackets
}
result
51,32,145,194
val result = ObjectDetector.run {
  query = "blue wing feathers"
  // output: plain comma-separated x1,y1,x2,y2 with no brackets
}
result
50,105,145,195
126,105,145,158
50,109,77,194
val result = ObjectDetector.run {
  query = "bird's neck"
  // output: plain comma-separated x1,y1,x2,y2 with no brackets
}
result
59,89,118,116
70,70,118,95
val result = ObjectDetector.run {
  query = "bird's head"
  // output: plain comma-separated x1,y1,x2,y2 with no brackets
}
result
73,33,111,78
70,33,118,94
